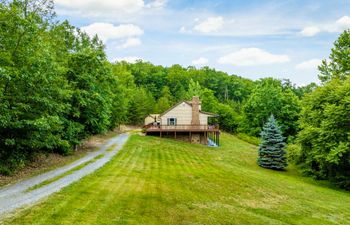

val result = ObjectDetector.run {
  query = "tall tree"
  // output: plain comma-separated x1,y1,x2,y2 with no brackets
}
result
0,0,71,173
0,0,128,174
318,29,350,83
294,30,350,189
296,77,350,189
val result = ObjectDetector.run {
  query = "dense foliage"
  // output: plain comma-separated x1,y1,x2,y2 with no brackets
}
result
258,115,287,170
241,78,301,137
0,0,127,174
293,29,350,189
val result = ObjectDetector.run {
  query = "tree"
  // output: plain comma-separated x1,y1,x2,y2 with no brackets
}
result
154,86,172,113
0,0,128,174
167,64,188,101
258,115,287,170
127,88,155,124
318,29,350,83
66,47,112,136
185,79,203,99
296,77,350,189
0,0,72,173
242,78,300,137
293,30,350,189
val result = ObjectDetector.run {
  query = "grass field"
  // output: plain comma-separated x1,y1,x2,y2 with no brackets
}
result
3,133,350,224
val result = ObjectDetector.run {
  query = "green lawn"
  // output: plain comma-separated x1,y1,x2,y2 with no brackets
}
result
4,133,350,224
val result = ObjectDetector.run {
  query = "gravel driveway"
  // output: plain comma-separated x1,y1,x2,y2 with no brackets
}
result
0,133,130,216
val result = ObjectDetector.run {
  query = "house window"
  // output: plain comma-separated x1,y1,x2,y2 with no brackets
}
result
167,117,177,126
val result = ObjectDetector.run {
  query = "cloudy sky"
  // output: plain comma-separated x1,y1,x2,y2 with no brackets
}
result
54,0,350,85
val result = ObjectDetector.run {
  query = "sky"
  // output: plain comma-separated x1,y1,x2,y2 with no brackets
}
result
54,0,350,85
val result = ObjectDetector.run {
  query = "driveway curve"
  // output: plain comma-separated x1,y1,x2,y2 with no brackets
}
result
0,133,130,216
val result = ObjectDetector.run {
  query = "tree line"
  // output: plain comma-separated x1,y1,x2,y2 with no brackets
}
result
0,0,349,190
0,0,127,174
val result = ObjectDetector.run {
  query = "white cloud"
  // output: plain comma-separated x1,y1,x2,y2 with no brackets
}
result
80,23,143,43
218,48,290,66
113,56,143,63
193,17,224,33
192,57,208,65
300,26,321,37
145,0,167,9
300,16,350,36
55,0,145,13
336,16,350,30
119,38,142,48
295,59,321,70
55,0,166,19
179,26,187,33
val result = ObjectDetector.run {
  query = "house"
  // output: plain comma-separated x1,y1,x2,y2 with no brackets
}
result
144,96,220,146
144,114,160,125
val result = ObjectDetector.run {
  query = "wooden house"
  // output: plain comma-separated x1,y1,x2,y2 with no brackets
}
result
144,96,220,146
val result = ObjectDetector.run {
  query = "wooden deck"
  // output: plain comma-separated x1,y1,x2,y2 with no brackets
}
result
144,124,219,132
144,124,220,146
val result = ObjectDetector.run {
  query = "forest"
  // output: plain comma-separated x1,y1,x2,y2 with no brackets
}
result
0,0,349,189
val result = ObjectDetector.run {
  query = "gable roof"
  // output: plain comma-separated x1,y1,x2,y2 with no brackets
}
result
200,111,219,117
159,100,219,117
159,101,191,117
146,114,160,119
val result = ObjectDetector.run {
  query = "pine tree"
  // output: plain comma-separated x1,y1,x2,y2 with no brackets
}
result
258,115,287,170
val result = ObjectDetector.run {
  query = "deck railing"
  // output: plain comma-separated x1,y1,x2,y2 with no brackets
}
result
145,124,219,131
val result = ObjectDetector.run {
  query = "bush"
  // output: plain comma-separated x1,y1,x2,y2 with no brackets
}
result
286,143,302,164
0,165,12,176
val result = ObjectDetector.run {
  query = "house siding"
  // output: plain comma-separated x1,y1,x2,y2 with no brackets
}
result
160,102,210,125
161,102,192,125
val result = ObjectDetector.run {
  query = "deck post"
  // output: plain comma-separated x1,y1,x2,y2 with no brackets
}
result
218,132,220,146
175,131,177,139
189,131,192,143
160,131,162,138
216,132,219,146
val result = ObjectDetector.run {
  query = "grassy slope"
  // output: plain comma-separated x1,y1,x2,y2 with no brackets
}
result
4,133,350,225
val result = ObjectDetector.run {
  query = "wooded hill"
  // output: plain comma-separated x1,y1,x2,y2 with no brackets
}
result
0,0,349,189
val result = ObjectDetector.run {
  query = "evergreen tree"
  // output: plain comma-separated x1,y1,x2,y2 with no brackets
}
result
258,115,287,170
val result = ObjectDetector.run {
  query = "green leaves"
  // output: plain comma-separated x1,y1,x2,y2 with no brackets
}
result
319,29,350,83
297,77,350,189
0,0,128,173
242,78,301,137
326,143,349,165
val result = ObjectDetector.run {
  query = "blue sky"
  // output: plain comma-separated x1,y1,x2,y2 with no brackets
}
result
54,0,350,85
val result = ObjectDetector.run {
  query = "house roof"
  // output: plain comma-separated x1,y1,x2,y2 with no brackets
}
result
159,101,191,117
159,100,219,117
146,114,160,119
200,111,219,117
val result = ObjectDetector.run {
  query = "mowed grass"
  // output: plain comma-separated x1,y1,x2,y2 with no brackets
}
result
4,133,350,225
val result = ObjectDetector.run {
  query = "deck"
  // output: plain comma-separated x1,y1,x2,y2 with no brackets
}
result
144,124,219,132
144,124,220,146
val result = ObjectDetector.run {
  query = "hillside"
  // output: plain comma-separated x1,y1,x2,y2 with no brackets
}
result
3,134,350,225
